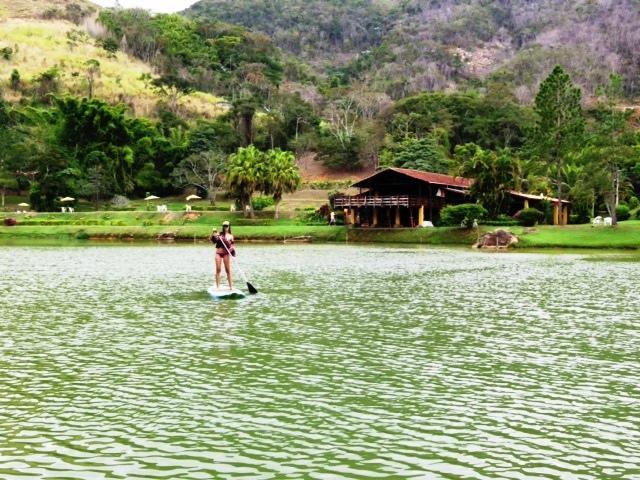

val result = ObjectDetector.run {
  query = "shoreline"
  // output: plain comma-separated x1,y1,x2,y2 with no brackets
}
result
2,212,640,249
2,224,640,250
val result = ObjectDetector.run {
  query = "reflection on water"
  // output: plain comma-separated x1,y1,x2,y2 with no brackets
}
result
1,244,639,479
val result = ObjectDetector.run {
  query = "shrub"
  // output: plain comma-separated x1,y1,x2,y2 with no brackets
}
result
516,208,544,226
328,190,346,209
482,214,518,226
538,199,554,224
616,205,631,221
251,196,274,211
440,203,487,227
75,230,89,240
111,195,129,208
3,217,17,226
628,196,639,210
10,69,20,91
0,47,13,61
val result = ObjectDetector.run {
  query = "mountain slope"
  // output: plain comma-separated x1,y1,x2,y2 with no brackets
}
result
0,0,96,21
184,0,640,101
0,8,224,117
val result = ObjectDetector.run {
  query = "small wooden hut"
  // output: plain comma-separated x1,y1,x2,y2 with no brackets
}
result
334,167,571,227
333,168,472,227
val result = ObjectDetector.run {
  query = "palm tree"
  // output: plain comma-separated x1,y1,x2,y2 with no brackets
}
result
262,149,301,219
453,143,519,218
227,145,263,217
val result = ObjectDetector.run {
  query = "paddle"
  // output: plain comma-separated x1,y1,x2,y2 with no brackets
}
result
219,236,258,294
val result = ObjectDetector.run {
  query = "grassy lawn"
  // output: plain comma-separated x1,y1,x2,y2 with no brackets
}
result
0,189,331,214
3,207,640,248
517,222,640,249
0,18,224,118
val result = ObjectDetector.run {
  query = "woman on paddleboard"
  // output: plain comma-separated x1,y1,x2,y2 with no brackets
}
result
210,221,236,290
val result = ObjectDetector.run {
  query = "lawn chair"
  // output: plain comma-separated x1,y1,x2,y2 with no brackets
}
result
185,204,192,212
68,207,74,213
61,206,67,213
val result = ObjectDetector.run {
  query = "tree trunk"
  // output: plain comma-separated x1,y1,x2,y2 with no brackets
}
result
556,157,563,225
606,196,617,226
239,112,254,147
1,188,4,208
274,198,280,219
243,197,254,218
208,188,216,206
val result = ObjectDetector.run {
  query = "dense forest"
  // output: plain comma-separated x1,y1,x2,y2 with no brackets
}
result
1,0,640,224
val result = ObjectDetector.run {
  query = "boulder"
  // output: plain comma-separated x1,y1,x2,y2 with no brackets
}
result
474,229,518,249
156,231,176,242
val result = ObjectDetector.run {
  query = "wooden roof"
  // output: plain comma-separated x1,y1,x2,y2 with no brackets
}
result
509,191,571,204
352,167,473,189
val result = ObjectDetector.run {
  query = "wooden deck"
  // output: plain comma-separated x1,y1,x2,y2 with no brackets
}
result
333,195,425,208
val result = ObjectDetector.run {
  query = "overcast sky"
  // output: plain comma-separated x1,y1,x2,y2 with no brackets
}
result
92,0,198,13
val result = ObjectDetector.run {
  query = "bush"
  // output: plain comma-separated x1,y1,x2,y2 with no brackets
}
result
538,199,554,225
516,208,544,226
628,196,639,210
482,214,518,226
111,195,129,208
251,196,274,211
440,203,487,227
75,230,89,240
3,217,17,226
616,205,631,221
328,191,345,209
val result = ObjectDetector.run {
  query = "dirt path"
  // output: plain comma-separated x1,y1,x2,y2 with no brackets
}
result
297,152,374,181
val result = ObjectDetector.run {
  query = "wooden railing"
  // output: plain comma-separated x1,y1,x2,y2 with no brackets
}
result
333,195,425,207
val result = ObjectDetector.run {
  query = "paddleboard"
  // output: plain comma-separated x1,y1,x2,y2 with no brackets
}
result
207,286,246,300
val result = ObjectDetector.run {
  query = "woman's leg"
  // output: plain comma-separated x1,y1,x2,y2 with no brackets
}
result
223,255,233,289
215,254,222,288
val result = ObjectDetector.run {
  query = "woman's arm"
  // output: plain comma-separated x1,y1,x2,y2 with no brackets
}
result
227,235,236,256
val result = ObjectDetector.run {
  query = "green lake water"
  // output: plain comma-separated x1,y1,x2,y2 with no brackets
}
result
1,244,639,479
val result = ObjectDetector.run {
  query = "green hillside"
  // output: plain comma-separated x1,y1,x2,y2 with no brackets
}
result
0,0,95,20
0,1,225,118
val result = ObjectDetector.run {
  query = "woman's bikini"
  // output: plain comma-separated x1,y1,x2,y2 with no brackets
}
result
215,234,234,258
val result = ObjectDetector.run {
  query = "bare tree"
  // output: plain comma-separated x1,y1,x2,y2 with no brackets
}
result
85,59,101,99
324,96,359,147
171,151,227,205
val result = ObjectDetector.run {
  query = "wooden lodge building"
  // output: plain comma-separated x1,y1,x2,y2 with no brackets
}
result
333,167,570,227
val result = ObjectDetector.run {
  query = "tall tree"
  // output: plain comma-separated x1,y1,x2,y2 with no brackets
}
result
532,66,584,225
577,74,639,225
226,145,264,217
261,149,301,219
171,150,227,205
453,143,519,218
84,59,101,99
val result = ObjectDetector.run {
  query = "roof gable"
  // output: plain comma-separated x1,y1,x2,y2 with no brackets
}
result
352,167,472,189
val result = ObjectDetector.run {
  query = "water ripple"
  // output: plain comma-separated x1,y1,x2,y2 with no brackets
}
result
1,245,639,479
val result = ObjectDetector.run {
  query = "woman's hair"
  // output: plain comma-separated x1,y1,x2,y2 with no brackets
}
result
222,223,232,234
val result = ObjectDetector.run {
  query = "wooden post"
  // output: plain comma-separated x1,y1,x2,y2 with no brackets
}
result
524,199,530,209
553,204,559,225
418,205,424,226
372,207,378,226
562,205,568,225
394,206,401,227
